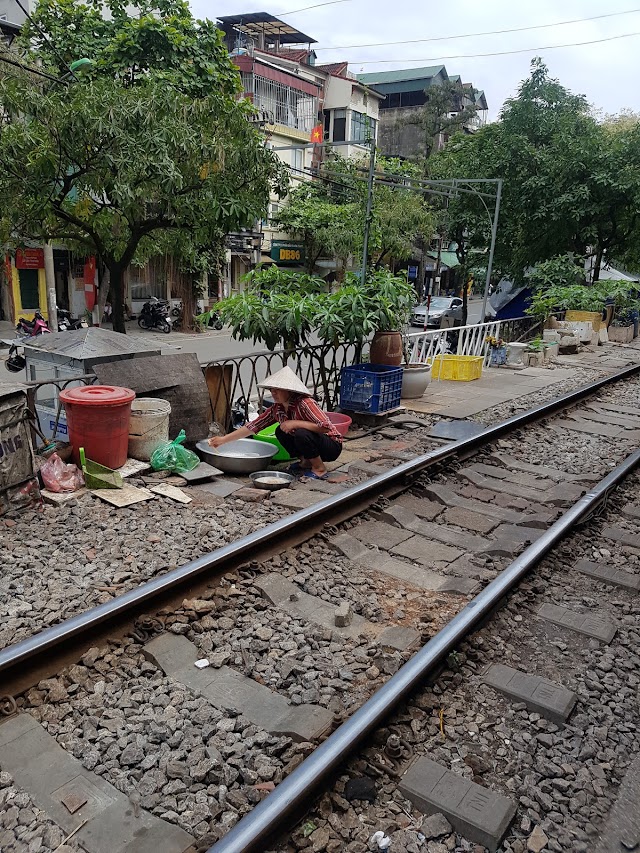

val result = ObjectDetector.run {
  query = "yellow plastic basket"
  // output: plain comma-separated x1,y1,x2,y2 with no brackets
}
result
431,354,484,381
565,310,602,331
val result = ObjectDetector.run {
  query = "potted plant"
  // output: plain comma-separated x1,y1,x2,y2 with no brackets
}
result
524,337,545,367
608,312,635,343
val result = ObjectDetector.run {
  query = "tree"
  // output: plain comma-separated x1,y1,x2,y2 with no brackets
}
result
0,0,286,331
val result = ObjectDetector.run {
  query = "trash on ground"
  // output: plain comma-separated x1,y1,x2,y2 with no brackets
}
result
40,452,85,493
370,830,392,850
194,658,210,669
344,776,376,802
80,447,123,489
150,429,200,473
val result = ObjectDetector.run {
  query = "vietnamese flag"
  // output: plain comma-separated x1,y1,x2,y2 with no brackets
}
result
310,124,323,143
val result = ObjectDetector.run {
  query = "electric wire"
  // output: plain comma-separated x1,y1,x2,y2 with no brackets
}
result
0,49,64,82
316,6,640,51
277,0,351,16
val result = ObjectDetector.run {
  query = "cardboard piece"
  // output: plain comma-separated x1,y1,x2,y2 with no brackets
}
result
149,483,192,504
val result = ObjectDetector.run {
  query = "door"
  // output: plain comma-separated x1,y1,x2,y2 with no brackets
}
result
18,269,40,310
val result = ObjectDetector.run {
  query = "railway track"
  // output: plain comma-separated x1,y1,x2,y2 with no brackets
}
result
1,365,640,853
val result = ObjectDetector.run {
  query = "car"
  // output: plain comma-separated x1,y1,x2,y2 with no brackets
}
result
410,296,463,327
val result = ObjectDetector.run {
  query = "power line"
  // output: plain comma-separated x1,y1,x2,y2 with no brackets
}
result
350,30,640,64
0,50,64,82
277,0,351,16
315,7,640,51
11,0,79,80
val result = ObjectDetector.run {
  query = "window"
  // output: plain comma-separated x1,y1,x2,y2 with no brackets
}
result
350,110,377,143
242,72,318,133
293,148,304,174
333,108,346,142
323,109,330,139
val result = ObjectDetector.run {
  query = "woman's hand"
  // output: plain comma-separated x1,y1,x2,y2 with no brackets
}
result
208,436,224,447
280,420,301,433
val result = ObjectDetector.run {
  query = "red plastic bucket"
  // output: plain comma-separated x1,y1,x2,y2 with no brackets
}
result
327,412,352,436
60,385,136,469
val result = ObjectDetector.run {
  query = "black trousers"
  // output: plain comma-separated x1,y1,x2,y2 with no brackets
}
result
275,427,342,462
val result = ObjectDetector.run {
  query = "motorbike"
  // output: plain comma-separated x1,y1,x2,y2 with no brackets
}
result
16,310,50,338
57,308,87,331
137,297,172,333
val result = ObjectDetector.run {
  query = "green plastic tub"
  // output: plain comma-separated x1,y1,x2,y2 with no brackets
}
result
252,424,291,461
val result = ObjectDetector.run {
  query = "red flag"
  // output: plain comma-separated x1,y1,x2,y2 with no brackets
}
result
310,124,323,143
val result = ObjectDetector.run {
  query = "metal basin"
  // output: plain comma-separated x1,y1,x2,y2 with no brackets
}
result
249,471,294,491
195,438,277,474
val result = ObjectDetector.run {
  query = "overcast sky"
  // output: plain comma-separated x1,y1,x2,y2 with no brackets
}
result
189,0,640,120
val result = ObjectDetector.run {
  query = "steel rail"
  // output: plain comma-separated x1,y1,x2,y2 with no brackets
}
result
210,446,640,853
0,362,638,681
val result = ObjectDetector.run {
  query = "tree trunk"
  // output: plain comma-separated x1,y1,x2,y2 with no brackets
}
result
462,281,468,327
97,265,111,326
591,248,604,283
110,264,126,333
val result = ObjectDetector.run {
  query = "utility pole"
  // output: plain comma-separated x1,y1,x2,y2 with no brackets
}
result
360,139,376,287
480,179,502,325
43,242,58,332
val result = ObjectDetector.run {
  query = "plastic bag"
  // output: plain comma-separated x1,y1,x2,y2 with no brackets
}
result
41,452,85,492
150,429,199,473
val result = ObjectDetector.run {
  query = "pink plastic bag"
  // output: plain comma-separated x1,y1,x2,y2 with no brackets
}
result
40,452,85,493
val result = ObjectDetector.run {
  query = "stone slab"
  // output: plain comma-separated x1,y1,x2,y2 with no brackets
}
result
442,506,500,534
399,757,516,853
363,554,444,591
0,713,193,853
148,483,192,504
445,556,496,581
457,469,582,506
437,576,481,595
485,453,596,484
595,754,640,853
550,419,622,438
464,463,556,491
144,634,333,741
254,572,418,650
590,401,640,418
537,603,617,643
429,420,485,440
348,459,393,476
621,503,640,521
481,524,544,558
482,663,577,724
91,484,154,507
580,408,640,429
422,483,555,527
394,493,444,521
350,519,414,550
600,526,640,550
180,461,224,482
41,487,88,505
117,458,152,478
574,558,640,590
292,478,347,495
390,535,463,566
271,489,326,509
404,515,488,552
328,532,370,562
194,478,245,498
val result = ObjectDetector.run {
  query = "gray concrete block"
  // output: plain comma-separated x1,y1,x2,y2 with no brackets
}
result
485,453,596,484
399,757,516,853
350,519,414,550
483,663,577,724
390,536,463,566
575,559,640,590
334,602,353,627
458,469,582,506
421,483,555,528
468,463,556,491
553,418,622,437
594,754,640,853
194,478,245,498
363,554,444,590
0,713,193,853
328,532,371,562
601,526,640,550
271,489,327,509
394,493,444,520
348,460,391,476
429,420,485,440
442,506,499,534
403,516,488,552
445,556,496,581
145,634,332,741
377,624,421,651
180,461,223,482
481,524,544,558
437,577,481,595
621,504,640,521
537,603,617,643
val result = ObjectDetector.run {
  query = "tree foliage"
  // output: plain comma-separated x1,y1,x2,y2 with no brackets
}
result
1,0,287,331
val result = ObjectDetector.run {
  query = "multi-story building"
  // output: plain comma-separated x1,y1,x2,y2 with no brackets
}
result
357,65,487,160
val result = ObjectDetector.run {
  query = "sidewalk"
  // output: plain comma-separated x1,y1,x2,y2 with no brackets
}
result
402,341,640,420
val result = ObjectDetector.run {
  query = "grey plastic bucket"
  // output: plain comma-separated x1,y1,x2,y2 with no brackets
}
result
128,398,171,461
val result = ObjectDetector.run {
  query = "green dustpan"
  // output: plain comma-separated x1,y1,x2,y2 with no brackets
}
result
79,447,123,490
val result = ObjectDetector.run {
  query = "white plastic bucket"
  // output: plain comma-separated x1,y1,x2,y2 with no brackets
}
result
128,398,171,461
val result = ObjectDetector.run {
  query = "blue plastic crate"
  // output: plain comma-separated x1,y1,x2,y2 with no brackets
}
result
340,363,403,414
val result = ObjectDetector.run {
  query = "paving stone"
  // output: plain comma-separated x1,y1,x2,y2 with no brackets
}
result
481,524,544,557
464,463,556,491
328,533,370,562
394,493,444,520
457,468,583,506
292,478,347,495
621,503,640,521
445,556,496,581
254,573,418,650
437,576,481,595
594,754,640,853
271,489,326,509
537,603,617,643
579,407,640,429
41,488,88,506
429,419,485,440
442,506,500,534
589,401,640,417
574,558,640,590
600,526,640,550
388,415,426,428
233,487,268,502
194,478,245,498
0,713,193,853
482,663,577,724
402,515,488,552
180,461,223,482
422,483,555,527
550,419,622,437
485,453,596,484
362,555,444,591
144,634,333,741
350,519,414,550
348,459,393,476
390,536,463,566
399,757,516,853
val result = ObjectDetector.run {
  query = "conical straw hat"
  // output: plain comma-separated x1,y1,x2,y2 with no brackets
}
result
258,366,311,396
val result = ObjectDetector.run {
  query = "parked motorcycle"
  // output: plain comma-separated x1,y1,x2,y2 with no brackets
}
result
16,310,50,338
138,297,172,333
57,308,88,331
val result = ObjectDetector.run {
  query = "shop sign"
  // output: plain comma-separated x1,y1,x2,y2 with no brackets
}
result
16,248,44,269
271,241,305,265
407,265,418,281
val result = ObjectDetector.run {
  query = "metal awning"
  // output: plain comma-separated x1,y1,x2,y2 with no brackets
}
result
218,13,316,45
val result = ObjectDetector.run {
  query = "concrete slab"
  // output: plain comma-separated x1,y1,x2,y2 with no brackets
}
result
580,408,640,429
457,469,582,506
91,484,154,507
144,634,333,741
194,478,245,498
437,576,481,595
537,603,617,643
485,453,596,484
390,536,463,566
402,514,489,552
575,558,640,590
421,483,556,527
180,461,224,482
328,532,371,562
441,506,500,534
350,519,414,550
600,526,640,550
254,573,418,650
394,493,444,521
550,419,622,438
482,663,577,724
363,554,444,591
399,757,516,853
595,754,640,853
0,713,193,853
348,459,393,476
464,463,556,491
429,420,485,440
271,489,326,509
621,504,640,521
481,524,544,558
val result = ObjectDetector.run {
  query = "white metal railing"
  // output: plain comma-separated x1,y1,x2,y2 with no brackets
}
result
407,317,523,377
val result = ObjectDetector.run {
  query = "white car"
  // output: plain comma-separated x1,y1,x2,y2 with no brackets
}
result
410,297,463,327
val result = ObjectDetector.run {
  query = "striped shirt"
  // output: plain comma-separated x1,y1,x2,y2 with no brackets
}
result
245,395,343,443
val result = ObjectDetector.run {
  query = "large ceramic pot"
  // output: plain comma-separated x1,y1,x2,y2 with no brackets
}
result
370,330,403,366
401,362,432,399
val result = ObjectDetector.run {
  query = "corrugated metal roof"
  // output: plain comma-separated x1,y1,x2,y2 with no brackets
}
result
23,328,161,360
217,12,316,45
357,65,446,85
